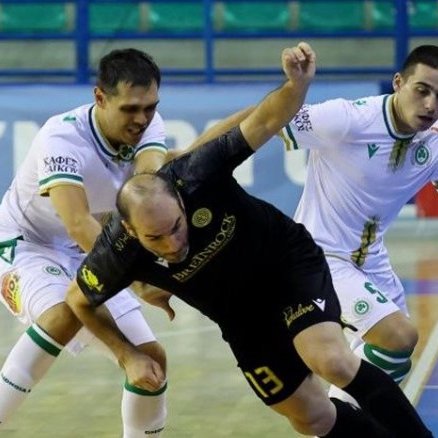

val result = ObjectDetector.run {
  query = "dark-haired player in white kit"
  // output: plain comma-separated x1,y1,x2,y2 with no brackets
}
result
0,48,168,436
279,44,438,404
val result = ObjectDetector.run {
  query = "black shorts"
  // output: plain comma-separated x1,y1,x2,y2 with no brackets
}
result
223,261,342,406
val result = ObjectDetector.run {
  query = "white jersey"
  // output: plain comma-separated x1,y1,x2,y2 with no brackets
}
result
0,104,166,253
281,94,438,273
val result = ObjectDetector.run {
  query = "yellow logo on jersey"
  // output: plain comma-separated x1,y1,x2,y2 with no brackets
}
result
1,271,21,314
192,208,213,228
80,265,104,293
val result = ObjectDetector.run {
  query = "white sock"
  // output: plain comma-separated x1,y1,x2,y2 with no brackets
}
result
121,381,167,437
0,323,62,427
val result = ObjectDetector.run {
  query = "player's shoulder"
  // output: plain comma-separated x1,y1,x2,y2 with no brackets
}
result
339,94,384,128
41,103,92,137
308,94,382,117
101,213,143,258
341,94,384,114
36,104,93,149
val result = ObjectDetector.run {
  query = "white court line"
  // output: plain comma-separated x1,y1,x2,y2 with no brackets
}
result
403,320,438,405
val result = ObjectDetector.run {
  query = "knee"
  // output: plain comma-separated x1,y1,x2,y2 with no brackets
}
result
386,324,418,352
137,341,167,374
311,349,359,387
366,318,418,352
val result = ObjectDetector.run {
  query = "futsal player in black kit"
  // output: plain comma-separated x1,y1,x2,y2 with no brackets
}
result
66,43,432,437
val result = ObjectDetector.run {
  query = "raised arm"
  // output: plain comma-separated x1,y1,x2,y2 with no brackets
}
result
240,42,316,151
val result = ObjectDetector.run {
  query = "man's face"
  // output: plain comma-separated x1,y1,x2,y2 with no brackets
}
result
95,80,159,147
124,194,190,264
393,63,438,134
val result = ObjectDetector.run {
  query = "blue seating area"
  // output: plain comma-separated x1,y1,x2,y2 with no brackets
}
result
0,0,436,83
1,1,437,33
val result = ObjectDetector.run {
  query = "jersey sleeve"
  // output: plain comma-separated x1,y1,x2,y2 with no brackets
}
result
162,126,253,190
76,217,139,307
36,119,86,196
280,98,358,151
135,111,167,158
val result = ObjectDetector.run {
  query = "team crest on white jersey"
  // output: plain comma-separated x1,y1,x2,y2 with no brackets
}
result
116,144,135,162
411,142,431,166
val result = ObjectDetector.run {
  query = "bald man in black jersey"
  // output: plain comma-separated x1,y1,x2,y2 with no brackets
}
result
66,43,432,438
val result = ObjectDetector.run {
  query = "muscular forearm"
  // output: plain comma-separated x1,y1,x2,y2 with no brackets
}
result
66,281,136,365
67,215,102,253
188,106,256,151
240,43,315,151
241,80,310,151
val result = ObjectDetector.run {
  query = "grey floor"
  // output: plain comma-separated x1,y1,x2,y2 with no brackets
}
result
0,233,437,437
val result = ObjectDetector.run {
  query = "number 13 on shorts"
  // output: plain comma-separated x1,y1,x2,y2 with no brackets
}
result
244,366,284,398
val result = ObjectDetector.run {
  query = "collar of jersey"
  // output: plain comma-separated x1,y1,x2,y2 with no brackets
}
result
383,95,416,141
89,105,122,159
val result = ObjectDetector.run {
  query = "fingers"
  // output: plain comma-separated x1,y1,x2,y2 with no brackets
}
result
282,41,316,83
282,42,315,65
297,41,316,63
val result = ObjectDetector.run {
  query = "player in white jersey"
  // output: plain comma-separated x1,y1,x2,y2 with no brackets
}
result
0,49,168,436
279,44,438,403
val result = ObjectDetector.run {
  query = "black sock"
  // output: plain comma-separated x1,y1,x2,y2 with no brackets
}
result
321,398,393,438
342,360,433,437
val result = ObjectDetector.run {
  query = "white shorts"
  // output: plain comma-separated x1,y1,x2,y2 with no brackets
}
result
0,240,156,356
326,255,408,338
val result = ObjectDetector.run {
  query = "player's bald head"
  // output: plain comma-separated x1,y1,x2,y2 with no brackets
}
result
116,172,180,223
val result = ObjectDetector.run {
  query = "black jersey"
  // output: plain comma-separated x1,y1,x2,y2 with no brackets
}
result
77,126,326,335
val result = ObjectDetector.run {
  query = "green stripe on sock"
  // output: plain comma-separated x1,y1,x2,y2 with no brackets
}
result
364,344,412,372
26,326,61,357
365,344,412,359
389,359,412,381
124,380,167,396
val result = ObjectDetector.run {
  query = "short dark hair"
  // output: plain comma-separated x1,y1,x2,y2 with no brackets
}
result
97,48,161,95
400,45,438,77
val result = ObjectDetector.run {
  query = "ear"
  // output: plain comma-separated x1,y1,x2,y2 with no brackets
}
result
392,72,403,92
94,86,106,108
122,219,136,238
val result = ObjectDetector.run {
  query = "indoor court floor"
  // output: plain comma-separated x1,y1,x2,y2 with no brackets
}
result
0,232,437,437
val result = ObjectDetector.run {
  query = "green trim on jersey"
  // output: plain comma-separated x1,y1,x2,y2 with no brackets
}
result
39,173,83,195
382,95,415,141
351,217,378,266
0,236,23,264
136,142,167,156
388,138,411,171
284,124,299,150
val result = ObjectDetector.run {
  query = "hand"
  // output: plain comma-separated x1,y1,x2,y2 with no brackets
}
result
282,42,316,85
122,349,166,392
131,282,176,321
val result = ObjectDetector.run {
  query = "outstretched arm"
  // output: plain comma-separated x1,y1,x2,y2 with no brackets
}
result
164,106,256,162
66,279,166,391
240,42,316,151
